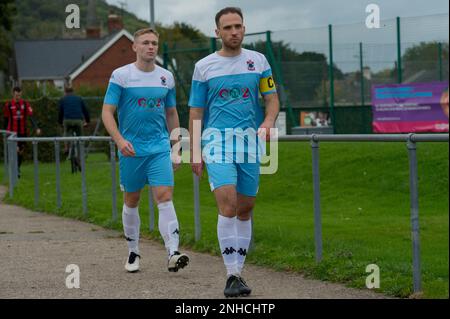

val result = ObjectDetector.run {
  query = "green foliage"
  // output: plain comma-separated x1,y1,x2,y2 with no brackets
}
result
0,0,16,31
403,41,449,80
0,0,16,73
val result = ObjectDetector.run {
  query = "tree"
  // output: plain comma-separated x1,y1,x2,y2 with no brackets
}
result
402,41,449,81
0,0,16,72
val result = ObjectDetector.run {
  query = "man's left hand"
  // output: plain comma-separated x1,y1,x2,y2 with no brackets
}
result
258,119,275,141
36,128,42,136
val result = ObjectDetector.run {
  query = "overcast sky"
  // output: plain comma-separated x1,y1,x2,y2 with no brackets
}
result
105,0,449,36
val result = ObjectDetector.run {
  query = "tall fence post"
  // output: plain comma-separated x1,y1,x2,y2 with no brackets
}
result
265,30,296,129
193,173,201,241
407,134,422,294
32,141,39,207
438,42,443,82
54,141,62,210
80,140,87,216
163,42,169,69
328,24,336,134
149,187,155,231
110,141,117,222
396,17,403,83
210,37,217,53
360,42,365,107
311,136,323,262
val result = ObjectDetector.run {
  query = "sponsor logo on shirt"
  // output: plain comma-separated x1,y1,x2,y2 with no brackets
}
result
137,97,162,108
161,76,167,86
218,87,250,101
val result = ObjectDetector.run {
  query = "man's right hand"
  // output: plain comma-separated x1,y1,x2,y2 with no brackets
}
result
191,162,203,177
117,139,136,157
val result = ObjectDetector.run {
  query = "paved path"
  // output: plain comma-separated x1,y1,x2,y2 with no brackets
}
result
0,186,387,299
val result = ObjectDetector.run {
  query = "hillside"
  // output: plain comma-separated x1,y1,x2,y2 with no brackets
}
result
11,0,207,43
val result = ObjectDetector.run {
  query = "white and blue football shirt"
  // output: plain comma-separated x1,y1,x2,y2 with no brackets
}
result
188,48,276,132
104,63,176,156
188,48,277,157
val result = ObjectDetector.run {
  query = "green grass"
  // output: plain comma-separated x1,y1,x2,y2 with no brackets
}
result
1,142,448,298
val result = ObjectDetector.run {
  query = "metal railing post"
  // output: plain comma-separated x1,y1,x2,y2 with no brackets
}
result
54,141,62,210
311,136,323,262
32,141,39,207
80,140,87,216
110,141,118,222
407,134,422,293
8,140,14,198
149,187,155,231
12,139,18,188
193,173,201,241
3,133,7,183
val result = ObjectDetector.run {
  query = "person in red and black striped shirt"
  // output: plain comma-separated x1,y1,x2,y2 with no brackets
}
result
3,86,41,177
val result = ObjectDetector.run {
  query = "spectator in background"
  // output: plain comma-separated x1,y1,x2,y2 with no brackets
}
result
3,86,41,177
58,85,90,154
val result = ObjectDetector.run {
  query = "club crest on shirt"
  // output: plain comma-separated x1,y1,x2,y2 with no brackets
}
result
160,76,167,86
247,59,255,71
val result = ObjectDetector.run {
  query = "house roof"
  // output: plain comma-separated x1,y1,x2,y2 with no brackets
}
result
15,29,164,81
15,36,109,80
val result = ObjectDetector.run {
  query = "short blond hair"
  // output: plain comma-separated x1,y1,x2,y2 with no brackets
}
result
134,28,159,41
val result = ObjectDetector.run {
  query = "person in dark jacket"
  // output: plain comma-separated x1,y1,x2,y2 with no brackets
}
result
58,85,90,153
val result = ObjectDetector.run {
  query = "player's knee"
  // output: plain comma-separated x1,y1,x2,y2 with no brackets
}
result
124,193,140,207
237,208,253,220
155,190,172,204
221,203,237,217
237,203,254,220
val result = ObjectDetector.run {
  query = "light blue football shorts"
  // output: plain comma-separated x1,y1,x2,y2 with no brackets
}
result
205,155,260,197
119,151,174,193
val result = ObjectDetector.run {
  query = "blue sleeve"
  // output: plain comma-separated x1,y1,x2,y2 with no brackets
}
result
165,88,176,108
104,82,123,106
188,80,208,108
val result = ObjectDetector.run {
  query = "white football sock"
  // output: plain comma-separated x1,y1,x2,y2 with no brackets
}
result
236,217,252,274
217,215,239,277
158,201,179,256
122,204,140,255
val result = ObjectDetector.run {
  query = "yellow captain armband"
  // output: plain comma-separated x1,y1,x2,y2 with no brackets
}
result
259,76,276,94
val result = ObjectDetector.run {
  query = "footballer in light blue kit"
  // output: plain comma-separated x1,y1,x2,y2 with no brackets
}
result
188,7,280,297
103,28,189,274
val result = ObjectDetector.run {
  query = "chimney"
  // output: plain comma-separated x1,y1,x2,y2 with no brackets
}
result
86,0,101,39
108,12,124,34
